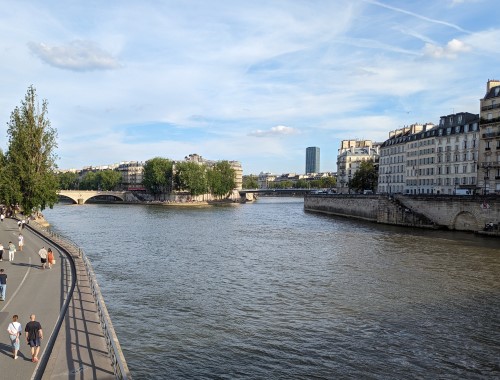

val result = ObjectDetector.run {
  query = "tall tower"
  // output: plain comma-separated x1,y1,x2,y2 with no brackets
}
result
306,147,320,174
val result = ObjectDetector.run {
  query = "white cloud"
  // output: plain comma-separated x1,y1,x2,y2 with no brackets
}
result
423,38,471,59
28,40,121,71
248,125,299,137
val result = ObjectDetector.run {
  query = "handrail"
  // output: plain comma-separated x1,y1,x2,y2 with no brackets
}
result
28,220,131,379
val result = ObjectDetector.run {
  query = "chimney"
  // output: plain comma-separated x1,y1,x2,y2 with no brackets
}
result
487,79,500,93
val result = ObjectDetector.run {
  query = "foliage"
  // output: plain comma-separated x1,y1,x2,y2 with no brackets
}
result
294,179,309,188
77,170,122,191
174,161,208,196
349,160,378,193
142,157,173,199
208,161,235,198
2,86,58,212
57,171,79,190
320,176,336,188
98,170,122,190
242,175,258,189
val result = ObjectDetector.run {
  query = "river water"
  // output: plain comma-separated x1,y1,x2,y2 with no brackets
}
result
43,197,500,379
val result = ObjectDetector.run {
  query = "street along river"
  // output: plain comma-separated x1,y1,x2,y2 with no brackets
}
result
43,197,500,379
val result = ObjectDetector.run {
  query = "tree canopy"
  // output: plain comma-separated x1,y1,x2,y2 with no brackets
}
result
174,161,208,196
1,86,59,213
349,160,378,193
142,157,173,199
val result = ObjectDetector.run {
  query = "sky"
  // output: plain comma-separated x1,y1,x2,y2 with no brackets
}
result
1,0,499,175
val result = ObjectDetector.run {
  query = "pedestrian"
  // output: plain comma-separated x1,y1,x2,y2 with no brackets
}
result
8,241,16,262
18,233,24,252
17,220,22,231
21,219,26,229
25,314,43,363
7,314,22,359
0,213,4,222
47,248,54,269
0,242,4,261
0,269,6,301
38,246,48,269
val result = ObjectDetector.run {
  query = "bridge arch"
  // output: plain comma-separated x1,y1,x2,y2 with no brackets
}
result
451,211,479,231
57,190,127,204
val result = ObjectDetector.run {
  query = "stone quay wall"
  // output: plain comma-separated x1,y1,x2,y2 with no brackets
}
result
304,194,500,232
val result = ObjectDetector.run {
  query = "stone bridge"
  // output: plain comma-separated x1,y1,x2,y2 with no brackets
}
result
58,190,130,204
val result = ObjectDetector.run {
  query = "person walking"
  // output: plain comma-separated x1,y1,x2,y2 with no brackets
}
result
18,233,24,252
17,220,22,231
0,269,6,301
25,314,43,363
38,246,48,269
8,241,16,262
7,314,22,359
0,213,4,222
47,248,54,269
0,242,4,261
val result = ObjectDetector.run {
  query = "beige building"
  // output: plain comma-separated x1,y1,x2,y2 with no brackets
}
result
478,79,500,194
116,161,145,190
379,124,430,194
336,140,380,194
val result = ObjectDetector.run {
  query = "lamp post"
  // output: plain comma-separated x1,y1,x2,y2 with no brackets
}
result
348,173,352,194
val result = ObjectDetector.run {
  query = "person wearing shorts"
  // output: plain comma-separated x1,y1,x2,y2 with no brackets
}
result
8,314,22,359
38,247,48,269
25,314,43,362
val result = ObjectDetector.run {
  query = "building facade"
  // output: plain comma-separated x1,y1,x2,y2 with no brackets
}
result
336,140,380,194
305,147,320,174
478,79,500,194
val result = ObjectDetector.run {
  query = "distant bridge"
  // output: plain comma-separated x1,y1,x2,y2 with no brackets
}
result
239,188,314,196
58,190,129,204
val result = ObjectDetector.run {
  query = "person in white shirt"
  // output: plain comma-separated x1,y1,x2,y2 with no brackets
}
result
7,314,22,359
38,246,48,269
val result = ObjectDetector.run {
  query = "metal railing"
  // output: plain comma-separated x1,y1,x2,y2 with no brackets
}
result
29,221,131,379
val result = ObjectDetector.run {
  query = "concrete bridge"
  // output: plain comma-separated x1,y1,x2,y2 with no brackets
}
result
58,190,130,204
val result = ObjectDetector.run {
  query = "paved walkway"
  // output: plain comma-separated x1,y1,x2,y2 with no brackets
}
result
0,217,117,379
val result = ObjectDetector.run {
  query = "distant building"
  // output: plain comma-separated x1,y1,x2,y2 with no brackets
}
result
305,147,320,174
116,161,145,190
336,140,380,194
478,79,500,194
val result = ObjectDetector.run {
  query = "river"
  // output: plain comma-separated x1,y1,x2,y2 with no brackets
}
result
43,197,500,379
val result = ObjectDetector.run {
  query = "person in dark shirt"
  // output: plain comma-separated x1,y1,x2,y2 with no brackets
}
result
25,314,43,363
0,268,6,301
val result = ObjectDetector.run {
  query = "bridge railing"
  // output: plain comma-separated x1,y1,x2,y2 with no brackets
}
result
30,220,131,380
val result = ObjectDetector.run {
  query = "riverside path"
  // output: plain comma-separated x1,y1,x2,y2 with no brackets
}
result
0,217,118,379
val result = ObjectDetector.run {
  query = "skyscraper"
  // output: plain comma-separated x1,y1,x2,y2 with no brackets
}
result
306,147,320,174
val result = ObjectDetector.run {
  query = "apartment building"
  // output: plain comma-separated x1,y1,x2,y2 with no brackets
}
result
336,140,380,194
478,79,500,194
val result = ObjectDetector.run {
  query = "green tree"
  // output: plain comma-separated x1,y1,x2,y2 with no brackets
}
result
350,160,378,193
320,176,336,188
3,86,58,213
57,171,79,190
208,161,235,198
97,170,122,191
242,175,258,189
174,161,208,196
80,171,98,190
294,179,309,189
142,157,173,200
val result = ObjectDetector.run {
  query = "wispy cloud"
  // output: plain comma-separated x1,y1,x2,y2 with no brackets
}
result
28,40,121,71
423,38,471,59
248,125,299,137
363,0,471,33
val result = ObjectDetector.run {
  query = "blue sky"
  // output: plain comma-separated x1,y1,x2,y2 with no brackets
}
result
1,0,499,175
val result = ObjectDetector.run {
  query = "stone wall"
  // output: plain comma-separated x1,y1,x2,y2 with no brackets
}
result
304,194,500,232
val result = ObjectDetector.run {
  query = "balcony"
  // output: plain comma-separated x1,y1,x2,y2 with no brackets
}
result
482,131,500,138
481,103,500,111
480,116,500,126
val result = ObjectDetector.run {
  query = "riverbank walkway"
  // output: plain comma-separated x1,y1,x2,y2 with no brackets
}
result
0,217,118,379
